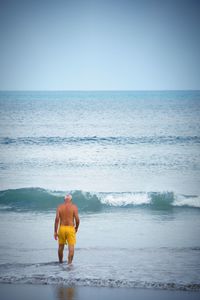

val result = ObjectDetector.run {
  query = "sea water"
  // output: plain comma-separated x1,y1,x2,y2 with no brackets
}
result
0,91,200,290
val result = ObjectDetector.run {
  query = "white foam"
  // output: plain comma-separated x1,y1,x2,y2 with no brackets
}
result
100,192,150,206
173,195,200,208
0,275,199,291
100,192,200,208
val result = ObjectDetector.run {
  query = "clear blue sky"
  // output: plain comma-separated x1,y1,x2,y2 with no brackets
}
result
0,0,200,90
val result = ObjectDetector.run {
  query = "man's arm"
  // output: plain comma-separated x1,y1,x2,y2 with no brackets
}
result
74,206,80,232
54,207,60,240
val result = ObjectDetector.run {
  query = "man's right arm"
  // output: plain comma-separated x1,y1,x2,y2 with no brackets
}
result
74,206,80,232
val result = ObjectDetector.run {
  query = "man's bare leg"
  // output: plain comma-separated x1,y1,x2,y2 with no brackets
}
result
68,245,74,264
58,244,64,263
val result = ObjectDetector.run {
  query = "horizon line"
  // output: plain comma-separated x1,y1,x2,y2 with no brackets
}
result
0,89,200,92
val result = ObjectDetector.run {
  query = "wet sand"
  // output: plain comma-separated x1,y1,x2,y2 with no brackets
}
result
0,284,200,300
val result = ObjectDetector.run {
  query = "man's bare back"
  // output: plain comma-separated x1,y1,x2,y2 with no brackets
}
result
58,202,78,227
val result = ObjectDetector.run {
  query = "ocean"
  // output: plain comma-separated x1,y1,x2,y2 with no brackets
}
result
0,90,200,291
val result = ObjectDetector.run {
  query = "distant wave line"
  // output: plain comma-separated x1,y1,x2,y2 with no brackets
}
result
0,135,200,146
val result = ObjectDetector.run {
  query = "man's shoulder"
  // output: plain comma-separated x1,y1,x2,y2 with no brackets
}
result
57,203,64,210
72,203,78,211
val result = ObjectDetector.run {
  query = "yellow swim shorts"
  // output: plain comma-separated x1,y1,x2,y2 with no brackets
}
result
58,225,76,246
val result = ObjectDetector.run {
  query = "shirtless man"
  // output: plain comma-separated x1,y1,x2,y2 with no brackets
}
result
54,194,80,264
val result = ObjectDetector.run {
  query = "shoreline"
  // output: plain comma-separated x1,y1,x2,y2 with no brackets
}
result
1,284,200,300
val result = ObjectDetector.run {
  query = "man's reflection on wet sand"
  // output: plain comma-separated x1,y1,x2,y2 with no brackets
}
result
56,286,76,300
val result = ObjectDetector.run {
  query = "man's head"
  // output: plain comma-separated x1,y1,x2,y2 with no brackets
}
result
64,194,72,203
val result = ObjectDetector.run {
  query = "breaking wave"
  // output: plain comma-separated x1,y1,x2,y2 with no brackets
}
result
0,188,200,212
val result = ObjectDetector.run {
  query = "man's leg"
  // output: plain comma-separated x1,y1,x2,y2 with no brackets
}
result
68,245,74,264
58,244,64,263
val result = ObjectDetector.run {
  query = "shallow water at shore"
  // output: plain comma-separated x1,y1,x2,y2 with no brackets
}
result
0,207,199,290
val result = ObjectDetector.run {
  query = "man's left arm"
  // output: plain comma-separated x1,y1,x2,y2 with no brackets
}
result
74,206,80,233
54,207,60,240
